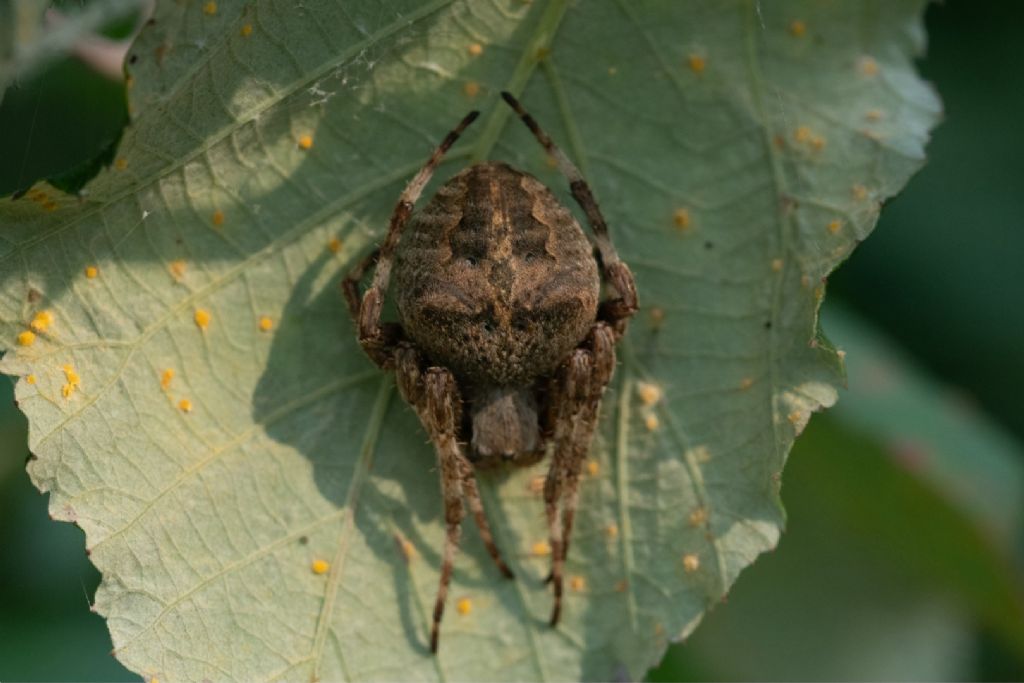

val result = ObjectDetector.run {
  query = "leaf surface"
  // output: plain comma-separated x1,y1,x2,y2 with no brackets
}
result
0,1,939,680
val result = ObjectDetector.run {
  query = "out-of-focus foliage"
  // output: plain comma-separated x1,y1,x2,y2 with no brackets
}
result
0,0,140,95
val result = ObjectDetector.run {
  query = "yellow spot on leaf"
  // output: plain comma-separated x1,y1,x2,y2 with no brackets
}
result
682,553,700,573
687,53,706,73
789,19,806,37
586,460,600,477
311,558,330,574
865,109,885,122
531,541,551,557
605,523,619,540
258,316,274,332
327,237,342,254
828,219,843,235
852,184,868,200
212,210,225,227
739,377,754,390
858,55,879,77
202,1,217,16
637,381,663,406
788,410,803,424
648,307,665,329
160,369,175,390
400,539,416,560
688,506,708,526
17,330,35,346
527,475,545,494
810,135,826,151
240,23,253,37
456,597,473,615
467,43,483,56
569,575,586,592
115,157,128,171
793,125,812,143
464,81,480,98
169,260,187,280
85,265,99,278
771,258,784,273
30,310,54,332
298,134,313,150
673,207,691,231
614,579,628,592
61,364,81,398
194,309,211,330
63,364,80,387
26,374,36,384
178,398,192,412
644,413,659,431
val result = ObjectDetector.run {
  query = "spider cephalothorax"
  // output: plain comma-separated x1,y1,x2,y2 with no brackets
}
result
343,92,637,653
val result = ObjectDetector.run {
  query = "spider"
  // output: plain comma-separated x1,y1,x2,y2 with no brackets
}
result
343,92,637,653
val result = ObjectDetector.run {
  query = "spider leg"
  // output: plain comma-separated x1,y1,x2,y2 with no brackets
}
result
342,247,379,320
349,110,480,367
500,91,638,336
460,469,515,580
544,321,617,625
393,346,511,653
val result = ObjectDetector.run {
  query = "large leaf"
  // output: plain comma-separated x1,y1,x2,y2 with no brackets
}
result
0,1,940,680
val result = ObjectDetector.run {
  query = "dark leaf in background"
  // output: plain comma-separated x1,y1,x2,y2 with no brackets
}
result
0,56,127,197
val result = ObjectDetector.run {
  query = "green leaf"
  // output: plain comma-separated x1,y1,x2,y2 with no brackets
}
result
0,1,940,680
824,305,1024,550
0,56,129,197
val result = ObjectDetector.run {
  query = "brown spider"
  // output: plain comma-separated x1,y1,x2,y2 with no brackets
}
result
343,92,637,653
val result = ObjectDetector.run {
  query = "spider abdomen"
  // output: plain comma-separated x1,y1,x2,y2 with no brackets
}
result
394,162,600,387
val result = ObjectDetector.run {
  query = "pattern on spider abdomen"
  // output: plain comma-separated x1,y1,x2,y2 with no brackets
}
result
395,161,600,387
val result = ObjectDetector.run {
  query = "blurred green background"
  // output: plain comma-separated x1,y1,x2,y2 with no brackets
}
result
2,1,1023,680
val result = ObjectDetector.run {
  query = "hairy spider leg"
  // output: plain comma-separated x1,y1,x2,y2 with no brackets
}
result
393,346,511,654
342,247,379,320
499,91,638,336
542,322,617,625
353,109,481,367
